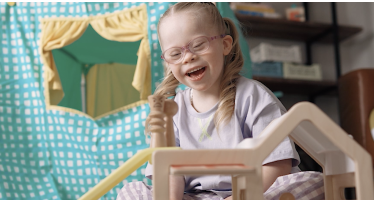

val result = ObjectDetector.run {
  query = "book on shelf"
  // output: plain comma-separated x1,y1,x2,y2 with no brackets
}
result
236,10,280,18
231,2,281,19
232,3,275,13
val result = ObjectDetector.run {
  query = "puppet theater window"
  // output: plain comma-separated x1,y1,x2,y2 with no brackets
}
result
40,5,151,119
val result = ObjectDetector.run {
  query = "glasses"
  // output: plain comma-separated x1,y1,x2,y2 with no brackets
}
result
161,34,226,64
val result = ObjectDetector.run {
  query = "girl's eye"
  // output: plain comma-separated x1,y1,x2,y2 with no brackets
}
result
169,51,181,57
193,42,204,48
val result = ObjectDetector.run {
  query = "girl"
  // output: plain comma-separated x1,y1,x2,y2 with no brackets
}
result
118,2,300,200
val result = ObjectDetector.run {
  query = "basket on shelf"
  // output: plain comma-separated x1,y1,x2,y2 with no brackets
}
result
250,43,302,63
283,62,322,81
252,62,283,78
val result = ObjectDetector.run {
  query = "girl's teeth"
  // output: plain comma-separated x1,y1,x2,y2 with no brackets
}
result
188,67,203,73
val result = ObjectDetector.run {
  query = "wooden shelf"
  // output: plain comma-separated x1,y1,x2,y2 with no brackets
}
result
235,14,362,43
253,76,337,96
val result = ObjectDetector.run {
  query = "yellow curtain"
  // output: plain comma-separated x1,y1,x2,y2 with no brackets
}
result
86,63,140,118
40,20,89,106
90,4,151,100
39,4,151,111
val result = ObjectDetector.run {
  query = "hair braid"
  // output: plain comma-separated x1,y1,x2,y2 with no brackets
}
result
214,18,244,129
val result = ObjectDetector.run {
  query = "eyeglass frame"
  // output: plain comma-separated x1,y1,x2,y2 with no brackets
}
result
160,34,226,64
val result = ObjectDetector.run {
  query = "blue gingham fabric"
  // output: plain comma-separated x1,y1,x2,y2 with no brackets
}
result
0,2,252,200
0,2,173,199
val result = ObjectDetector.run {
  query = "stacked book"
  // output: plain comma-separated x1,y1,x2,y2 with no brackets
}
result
251,43,322,81
230,3,281,19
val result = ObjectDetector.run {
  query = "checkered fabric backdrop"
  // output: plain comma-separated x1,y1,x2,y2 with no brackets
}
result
0,2,172,200
0,2,251,200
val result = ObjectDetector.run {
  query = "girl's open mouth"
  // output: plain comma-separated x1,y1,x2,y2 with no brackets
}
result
186,67,206,80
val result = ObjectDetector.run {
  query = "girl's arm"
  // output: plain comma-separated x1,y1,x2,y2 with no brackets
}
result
262,158,292,192
224,158,292,200
169,175,185,200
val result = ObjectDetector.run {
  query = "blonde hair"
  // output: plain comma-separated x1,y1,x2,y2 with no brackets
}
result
152,2,244,131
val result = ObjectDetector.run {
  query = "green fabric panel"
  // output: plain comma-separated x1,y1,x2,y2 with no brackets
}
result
52,25,143,114
62,25,141,65
52,49,83,112
83,64,96,75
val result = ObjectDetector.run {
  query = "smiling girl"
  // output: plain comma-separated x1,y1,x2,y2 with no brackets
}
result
118,2,300,200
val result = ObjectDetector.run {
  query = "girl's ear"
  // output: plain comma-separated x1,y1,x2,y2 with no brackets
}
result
222,35,233,56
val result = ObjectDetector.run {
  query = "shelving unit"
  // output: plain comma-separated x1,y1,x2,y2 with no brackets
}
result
235,3,362,173
235,14,361,44
235,3,362,101
253,76,337,96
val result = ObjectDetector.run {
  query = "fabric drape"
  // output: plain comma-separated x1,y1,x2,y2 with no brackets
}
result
40,4,150,111
40,20,89,106
86,63,140,118
90,5,150,100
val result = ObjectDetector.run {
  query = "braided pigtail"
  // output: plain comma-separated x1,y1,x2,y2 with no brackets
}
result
214,18,244,130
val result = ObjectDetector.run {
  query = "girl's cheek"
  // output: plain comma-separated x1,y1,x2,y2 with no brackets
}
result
170,68,179,78
171,69,184,83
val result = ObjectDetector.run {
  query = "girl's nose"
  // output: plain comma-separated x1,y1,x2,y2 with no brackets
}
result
182,50,196,64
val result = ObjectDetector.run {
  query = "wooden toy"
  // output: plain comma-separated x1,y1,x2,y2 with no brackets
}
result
79,101,374,200
148,95,167,148
147,95,178,148
163,99,178,147
152,101,374,200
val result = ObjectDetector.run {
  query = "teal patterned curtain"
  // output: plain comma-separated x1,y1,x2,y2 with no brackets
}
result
0,2,252,200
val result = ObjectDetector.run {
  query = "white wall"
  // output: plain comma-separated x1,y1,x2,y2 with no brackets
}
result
245,2,374,124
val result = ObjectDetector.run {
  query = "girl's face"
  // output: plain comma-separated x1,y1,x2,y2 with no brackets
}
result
159,11,232,94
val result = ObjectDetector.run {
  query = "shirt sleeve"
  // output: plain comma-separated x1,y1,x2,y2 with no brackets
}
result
245,91,300,167
145,161,153,180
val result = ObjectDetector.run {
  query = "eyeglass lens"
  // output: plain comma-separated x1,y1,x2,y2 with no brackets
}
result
163,37,210,63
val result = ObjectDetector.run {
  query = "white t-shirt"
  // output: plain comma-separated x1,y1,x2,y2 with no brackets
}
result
145,76,300,197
